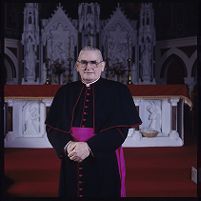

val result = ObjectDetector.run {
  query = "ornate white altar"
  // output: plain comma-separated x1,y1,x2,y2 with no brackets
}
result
4,84,191,148
124,98,184,147
4,99,51,147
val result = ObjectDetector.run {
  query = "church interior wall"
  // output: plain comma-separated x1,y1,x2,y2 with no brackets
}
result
3,3,198,89
155,36,197,92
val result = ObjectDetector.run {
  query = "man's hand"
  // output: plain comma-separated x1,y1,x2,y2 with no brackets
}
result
66,141,77,154
67,142,90,162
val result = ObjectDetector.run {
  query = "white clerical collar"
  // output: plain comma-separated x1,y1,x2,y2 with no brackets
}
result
81,77,100,87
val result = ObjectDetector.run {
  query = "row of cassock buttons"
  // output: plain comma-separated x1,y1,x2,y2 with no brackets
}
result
78,86,92,197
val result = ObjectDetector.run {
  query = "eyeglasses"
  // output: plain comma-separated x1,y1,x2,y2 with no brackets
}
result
77,60,103,68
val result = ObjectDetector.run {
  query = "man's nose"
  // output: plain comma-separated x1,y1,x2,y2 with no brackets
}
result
85,63,93,70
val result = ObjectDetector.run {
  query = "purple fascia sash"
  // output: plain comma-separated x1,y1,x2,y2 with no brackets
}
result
71,127,126,197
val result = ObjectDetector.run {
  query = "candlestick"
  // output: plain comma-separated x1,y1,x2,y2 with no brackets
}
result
127,58,132,84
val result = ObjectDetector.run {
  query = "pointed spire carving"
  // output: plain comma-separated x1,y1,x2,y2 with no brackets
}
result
78,3,100,47
139,2,156,84
21,3,39,84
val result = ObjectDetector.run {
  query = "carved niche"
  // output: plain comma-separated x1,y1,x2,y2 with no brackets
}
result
41,5,78,84
101,7,138,83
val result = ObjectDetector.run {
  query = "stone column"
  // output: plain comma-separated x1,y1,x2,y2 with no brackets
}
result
169,98,183,145
40,101,46,137
132,98,142,141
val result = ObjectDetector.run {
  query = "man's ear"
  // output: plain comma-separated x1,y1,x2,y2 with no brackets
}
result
75,64,78,72
101,61,106,72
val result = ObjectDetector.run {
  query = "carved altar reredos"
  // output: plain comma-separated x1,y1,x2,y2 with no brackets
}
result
21,3,156,84
41,5,78,83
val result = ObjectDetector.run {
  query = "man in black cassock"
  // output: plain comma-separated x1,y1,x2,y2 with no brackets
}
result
45,46,142,198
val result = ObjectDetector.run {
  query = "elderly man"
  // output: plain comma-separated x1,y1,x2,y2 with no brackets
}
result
45,46,141,198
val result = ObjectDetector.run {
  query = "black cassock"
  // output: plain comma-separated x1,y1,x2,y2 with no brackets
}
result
45,77,142,198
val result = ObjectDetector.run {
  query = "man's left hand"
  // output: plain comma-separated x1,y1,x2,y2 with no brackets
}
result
68,142,90,162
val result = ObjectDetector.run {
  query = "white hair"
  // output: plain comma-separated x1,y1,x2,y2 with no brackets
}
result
78,46,103,61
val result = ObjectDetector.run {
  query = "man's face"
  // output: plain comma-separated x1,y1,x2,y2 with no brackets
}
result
76,50,105,83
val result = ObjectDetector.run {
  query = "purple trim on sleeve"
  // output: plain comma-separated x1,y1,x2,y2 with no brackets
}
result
46,124,71,134
99,122,141,133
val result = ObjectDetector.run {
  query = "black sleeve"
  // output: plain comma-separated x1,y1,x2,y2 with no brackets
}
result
87,127,128,156
46,126,72,159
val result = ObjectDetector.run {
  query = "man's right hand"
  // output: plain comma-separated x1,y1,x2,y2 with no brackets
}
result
65,141,77,154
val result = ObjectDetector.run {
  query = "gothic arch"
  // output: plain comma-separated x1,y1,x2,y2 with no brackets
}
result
160,54,187,84
4,54,17,83
4,47,18,81
191,59,197,77
190,50,197,77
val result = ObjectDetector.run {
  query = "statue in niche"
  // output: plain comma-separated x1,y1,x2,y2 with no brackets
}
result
108,25,127,64
141,37,152,79
85,24,94,46
24,36,36,79
107,25,128,81
146,102,161,131
49,23,68,62
24,103,40,136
